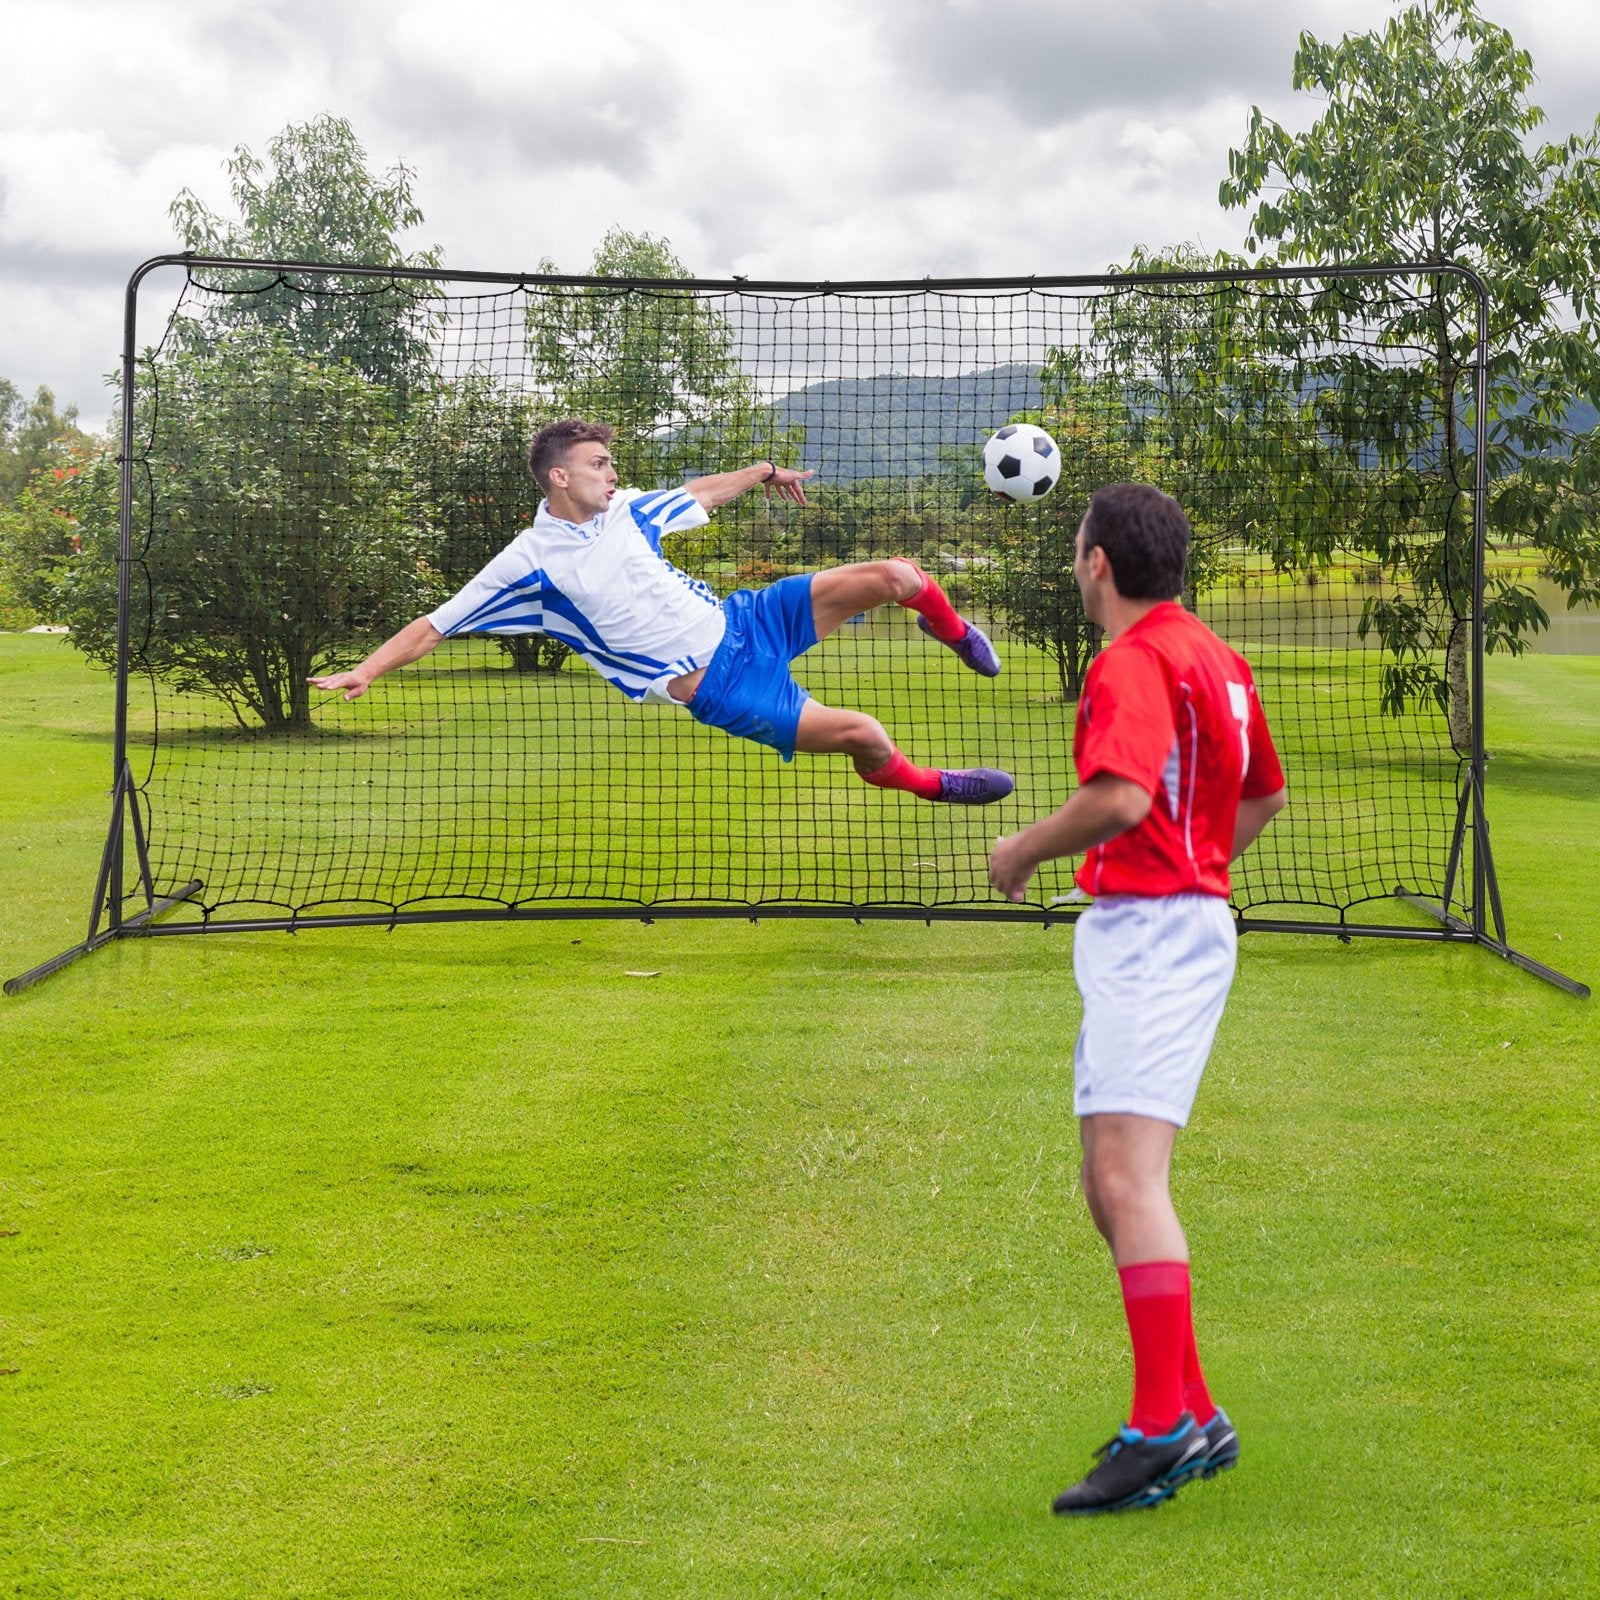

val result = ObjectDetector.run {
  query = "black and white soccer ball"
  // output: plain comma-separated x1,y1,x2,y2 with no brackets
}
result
982,423,1059,502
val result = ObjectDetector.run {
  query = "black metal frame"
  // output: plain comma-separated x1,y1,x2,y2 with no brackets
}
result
6,252,1587,997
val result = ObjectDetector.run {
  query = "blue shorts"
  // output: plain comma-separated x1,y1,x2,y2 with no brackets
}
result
687,574,817,761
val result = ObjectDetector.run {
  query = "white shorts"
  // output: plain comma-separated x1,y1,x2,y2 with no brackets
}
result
1071,894,1238,1128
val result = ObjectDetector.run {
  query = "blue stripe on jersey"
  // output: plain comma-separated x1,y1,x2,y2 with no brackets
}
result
628,488,700,554
438,567,548,635
455,593,544,632
532,589,674,672
473,608,657,701
525,629,654,700
438,572,677,695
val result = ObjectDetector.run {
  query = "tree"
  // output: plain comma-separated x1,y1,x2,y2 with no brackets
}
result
48,120,454,726
0,381,92,625
411,375,569,672
1219,0,1600,746
790,499,850,566
169,114,442,386
524,227,800,489
56,328,440,730
1,380,87,502
0,442,95,627
976,247,1326,703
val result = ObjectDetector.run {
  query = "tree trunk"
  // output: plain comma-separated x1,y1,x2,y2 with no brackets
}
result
245,639,287,729
288,670,313,729
1446,615,1471,756
1434,266,1472,759
1059,608,1082,700
286,639,318,729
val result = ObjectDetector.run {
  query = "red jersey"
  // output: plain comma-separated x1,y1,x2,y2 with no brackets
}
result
1073,602,1283,899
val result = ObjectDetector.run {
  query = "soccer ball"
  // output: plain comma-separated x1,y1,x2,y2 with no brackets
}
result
982,423,1059,502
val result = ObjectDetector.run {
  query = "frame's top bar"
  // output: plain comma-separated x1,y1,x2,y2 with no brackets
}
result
130,250,1490,301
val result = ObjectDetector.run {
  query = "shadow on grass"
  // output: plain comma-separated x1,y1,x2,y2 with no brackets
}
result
1486,752,1600,804
55,721,472,749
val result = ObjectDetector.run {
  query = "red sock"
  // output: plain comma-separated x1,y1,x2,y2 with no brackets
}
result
859,749,942,800
899,564,968,644
1119,1260,1191,1436
1183,1300,1216,1427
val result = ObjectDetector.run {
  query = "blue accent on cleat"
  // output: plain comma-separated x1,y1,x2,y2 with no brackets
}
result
935,767,1014,805
918,614,1001,677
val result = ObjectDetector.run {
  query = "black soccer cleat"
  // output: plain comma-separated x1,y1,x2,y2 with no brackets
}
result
917,614,1002,677
1051,1413,1208,1515
1197,1407,1239,1478
934,767,1014,805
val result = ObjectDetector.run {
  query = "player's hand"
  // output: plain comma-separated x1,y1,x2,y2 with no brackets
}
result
988,833,1038,903
764,467,812,506
307,670,370,702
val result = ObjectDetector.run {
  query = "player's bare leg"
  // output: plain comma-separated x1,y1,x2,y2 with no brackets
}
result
809,560,1001,675
793,699,1012,804
1050,1111,1225,1515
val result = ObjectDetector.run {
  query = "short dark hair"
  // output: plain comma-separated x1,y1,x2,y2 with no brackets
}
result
1081,483,1190,600
528,419,614,491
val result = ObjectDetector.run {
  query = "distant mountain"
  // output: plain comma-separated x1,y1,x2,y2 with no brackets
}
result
762,365,1599,484
772,363,1042,483
1492,394,1598,447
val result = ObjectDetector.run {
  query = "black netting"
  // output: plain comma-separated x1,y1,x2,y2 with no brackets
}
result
110,262,1477,930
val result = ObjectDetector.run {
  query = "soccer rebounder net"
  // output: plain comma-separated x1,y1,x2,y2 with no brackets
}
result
8,255,1585,995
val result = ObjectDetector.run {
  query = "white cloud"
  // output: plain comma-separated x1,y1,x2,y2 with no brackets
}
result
0,129,227,255
0,0,1594,430
0,280,124,411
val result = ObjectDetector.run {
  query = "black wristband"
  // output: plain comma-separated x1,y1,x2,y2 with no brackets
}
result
761,461,778,482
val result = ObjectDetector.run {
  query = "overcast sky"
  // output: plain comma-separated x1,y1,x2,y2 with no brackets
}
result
3,0,1597,430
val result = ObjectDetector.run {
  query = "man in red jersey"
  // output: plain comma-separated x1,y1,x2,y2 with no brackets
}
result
989,482,1287,1516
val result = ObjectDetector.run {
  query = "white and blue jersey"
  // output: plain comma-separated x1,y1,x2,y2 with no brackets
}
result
426,487,724,705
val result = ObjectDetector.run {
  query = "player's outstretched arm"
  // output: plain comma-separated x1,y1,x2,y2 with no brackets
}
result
308,616,444,702
685,461,812,509
988,775,1152,902
1231,787,1287,860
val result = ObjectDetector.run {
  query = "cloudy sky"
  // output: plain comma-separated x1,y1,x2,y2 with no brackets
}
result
3,0,1597,430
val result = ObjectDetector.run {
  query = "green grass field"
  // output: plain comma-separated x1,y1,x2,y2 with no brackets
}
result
2,632,1597,1599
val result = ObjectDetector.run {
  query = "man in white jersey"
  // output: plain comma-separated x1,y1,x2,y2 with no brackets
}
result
310,419,1013,804
989,483,1286,1516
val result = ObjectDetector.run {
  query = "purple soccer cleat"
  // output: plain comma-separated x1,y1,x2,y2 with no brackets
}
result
918,614,1002,677
934,767,1014,805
